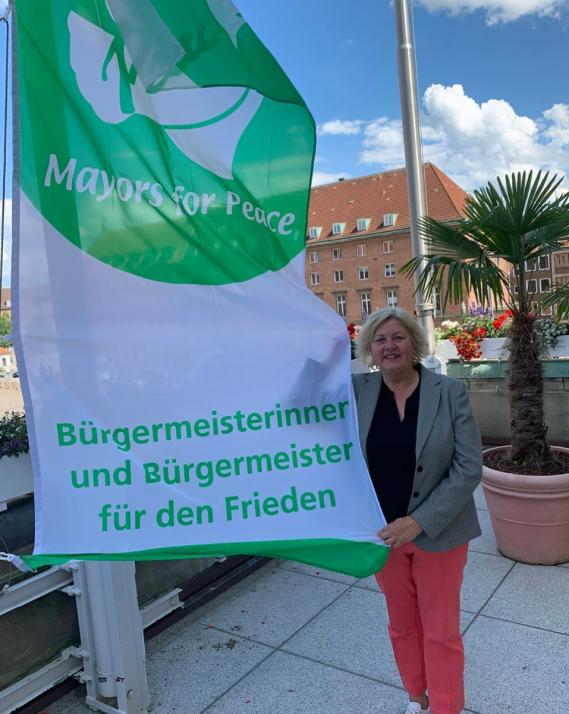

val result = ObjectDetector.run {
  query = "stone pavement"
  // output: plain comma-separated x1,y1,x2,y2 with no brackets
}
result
37,487,569,714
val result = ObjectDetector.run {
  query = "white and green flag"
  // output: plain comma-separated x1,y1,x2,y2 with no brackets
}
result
14,0,388,576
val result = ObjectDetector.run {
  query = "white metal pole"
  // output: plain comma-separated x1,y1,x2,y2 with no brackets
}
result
394,0,438,363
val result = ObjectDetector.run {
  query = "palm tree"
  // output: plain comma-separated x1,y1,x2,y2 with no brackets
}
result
402,170,569,473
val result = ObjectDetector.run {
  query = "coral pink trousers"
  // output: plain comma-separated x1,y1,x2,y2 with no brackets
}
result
375,542,468,714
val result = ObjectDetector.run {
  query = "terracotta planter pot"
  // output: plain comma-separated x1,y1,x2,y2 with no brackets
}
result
482,446,569,565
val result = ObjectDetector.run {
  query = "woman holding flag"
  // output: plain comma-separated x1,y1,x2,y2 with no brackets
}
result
353,307,482,714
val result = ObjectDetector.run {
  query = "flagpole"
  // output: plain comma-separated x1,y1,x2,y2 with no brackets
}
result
394,0,438,362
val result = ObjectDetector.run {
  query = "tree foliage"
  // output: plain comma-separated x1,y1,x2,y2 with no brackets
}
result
402,170,569,472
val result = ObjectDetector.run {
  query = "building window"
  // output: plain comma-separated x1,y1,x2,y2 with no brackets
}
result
538,255,550,271
357,243,367,257
360,291,372,318
336,294,347,317
385,263,395,278
527,279,537,293
332,248,342,260
383,213,398,227
308,250,318,264
332,222,345,236
356,217,370,232
525,258,537,272
433,287,442,317
334,270,344,283
386,289,398,308
308,226,321,239
310,272,320,287
540,278,551,293
383,240,394,253
358,266,369,280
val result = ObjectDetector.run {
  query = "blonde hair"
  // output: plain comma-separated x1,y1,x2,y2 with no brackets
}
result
356,307,428,367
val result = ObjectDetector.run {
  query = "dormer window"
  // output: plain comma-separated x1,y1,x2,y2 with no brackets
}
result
308,226,322,239
332,222,345,236
383,213,398,228
356,217,370,232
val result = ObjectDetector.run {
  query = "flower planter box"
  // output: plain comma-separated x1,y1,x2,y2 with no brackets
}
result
0,452,34,508
437,336,569,361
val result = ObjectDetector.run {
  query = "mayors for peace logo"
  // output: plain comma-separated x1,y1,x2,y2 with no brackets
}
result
22,0,306,285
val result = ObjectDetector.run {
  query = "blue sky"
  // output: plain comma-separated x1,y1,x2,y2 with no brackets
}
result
240,0,569,191
1,0,569,286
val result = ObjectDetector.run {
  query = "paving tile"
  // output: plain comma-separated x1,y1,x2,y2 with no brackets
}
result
481,562,569,633
474,484,488,510
145,622,273,713
460,610,477,631
276,559,359,585
281,585,400,686
194,566,349,647
464,615,569,714
353,573,381,591
461,550,513,612
205,650,408,714
45,626,272,714
469,508,499,556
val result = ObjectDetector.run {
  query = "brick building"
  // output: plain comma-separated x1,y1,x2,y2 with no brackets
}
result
304,163,468,324
0,287,10,316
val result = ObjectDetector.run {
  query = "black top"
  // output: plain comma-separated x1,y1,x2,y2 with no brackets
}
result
366,372,421,524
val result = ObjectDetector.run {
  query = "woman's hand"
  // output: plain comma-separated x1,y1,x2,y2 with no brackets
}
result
378,516,422,547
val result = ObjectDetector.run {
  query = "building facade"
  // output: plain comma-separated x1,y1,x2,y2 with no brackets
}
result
0,288,10,316
304,163,468,324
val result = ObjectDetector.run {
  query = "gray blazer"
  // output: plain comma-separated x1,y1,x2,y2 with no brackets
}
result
353,366,482,551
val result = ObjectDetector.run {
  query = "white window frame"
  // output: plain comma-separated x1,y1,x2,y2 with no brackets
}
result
386,289,398,308
538,254,550,271
525,258,538,272
433,287,442,317
385,263,395,278
333,270,344,283
332,248,342,260
332,222,344,236
356,217,369,232
356,243,367,257
308,226,321,240
360,291,372,316
308,250,318,264
540,277,551,293
527,279,537,294
383,212,398,227
358,266,369,281
310,272,320,287
336,294,347,317
382,240,394,254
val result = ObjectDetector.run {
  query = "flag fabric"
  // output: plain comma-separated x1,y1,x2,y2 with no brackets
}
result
14,0,388,576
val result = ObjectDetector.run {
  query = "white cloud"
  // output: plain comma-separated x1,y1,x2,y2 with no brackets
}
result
417,0,568,24
312,170,350,186
317,119,364,136
349,84,569,191
0,198,11,289
360,117,406,168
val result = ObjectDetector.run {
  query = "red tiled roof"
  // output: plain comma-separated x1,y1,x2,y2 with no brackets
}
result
307,163,468,242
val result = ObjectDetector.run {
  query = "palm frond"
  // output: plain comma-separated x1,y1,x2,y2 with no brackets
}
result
541,282,569,320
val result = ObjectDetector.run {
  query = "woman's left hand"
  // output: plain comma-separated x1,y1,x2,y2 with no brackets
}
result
379,516,422,547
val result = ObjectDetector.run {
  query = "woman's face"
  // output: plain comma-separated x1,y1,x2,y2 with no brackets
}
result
371,318,415,375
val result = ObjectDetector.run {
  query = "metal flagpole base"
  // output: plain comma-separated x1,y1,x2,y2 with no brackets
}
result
69,561,150,713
